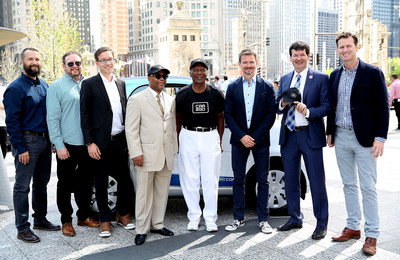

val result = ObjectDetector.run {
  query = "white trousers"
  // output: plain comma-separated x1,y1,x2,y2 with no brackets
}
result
178,128,221,223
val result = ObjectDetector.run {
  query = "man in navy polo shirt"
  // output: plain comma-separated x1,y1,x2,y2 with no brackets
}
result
3,48,60,243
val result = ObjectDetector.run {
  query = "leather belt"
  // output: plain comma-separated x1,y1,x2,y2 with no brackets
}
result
293,125,309,131
111,131,124,141
184,126,216,132
22,130,47,137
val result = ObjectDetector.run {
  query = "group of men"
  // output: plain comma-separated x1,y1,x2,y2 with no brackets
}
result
2,32,389,255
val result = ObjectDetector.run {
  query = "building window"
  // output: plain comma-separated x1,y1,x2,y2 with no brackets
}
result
204,43,208,48
192,3,195,9
174,35,179,41
204,19,208,25
163,10,167,16
182,35,187,41
157,18,160,24
190,35,195,41
163,2,167,8
211,3,215,9
211,19,215,25
204,35,208,41
204,27,208,33
204,11,207,17
156,2,160,7
192,12,195,17
197,11,201,17
204,4,207,8
197,3,200,9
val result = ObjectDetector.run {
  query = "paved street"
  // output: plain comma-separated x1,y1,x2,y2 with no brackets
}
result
1,110,400,259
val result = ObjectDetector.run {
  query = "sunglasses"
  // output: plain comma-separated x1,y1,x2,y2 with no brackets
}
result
66,61,82,67
152,74,169,80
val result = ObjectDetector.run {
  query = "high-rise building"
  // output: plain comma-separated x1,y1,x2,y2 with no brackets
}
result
329,0,344,31
222,0,267,78
128,0,222,77
65,0,91,50
317,8,339,71
267,0,313,79
371,0,400,57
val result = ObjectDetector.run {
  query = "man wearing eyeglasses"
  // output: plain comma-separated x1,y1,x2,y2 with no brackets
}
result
125,65,178,245
176,58,225,232
80,47,135,238
47,51,100,237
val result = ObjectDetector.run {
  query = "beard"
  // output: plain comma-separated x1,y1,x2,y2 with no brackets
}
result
23,63,41,77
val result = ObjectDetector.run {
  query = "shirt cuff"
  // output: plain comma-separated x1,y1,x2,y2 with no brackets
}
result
374,137,386,143
278,100,284,111
305,109,310,119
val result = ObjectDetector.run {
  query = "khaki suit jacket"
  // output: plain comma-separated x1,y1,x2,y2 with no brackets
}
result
125,88,178,172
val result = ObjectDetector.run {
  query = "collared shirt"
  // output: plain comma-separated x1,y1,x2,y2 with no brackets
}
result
149,88,165,113
389,79,400,105
335,61,359,129
242,74,257,128
278,68,309,126
3,73,49,154
100,73,124,135
46,73,85,150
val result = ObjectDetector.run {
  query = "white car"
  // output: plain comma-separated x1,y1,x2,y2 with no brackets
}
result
91,76,308,215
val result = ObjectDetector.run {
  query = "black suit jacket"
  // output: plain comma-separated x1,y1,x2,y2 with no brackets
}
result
80,73,127,150
224,75,276,148
326,59,389,147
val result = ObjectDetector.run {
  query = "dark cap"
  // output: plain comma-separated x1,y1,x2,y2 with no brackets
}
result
282,87,301,103
190,58,208,70
148,65,170,76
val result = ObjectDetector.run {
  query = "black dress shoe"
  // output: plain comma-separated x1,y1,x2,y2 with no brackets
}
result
135,234,147,245
311,228,327,240
277,221,302,231
17,229,40,243
150,227,174,236
33,220,61,231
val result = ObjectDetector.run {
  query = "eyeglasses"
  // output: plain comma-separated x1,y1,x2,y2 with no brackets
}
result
151,74,169,80
66,61,82,67
98,58,114,64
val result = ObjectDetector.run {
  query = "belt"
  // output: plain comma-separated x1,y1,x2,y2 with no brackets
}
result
23,130,47,137
293,125,309,131
111,131,124,141
184,126,216,132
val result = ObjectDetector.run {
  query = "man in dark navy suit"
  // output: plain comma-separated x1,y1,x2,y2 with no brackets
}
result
327,32,389,255
224,49,276,234
276,42,330,240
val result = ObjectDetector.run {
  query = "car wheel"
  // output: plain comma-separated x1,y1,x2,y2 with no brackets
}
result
90,176,118,213
245,157,288,215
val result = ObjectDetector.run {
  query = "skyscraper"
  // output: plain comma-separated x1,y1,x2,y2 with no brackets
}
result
317,8,339,71
371,0,400,57
65,0,91,49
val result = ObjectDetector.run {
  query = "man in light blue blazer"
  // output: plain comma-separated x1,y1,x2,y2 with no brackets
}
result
276,41,330,240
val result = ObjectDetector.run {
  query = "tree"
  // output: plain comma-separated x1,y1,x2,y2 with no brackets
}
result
388,57,400,79
28,0,82,83
0,47,21,86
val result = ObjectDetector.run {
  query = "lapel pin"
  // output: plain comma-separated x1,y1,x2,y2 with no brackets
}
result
309,75,313,79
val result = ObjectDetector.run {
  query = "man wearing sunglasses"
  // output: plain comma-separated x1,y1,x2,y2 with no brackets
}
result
47,51,99,237
126,65,178,245
80,47,135,238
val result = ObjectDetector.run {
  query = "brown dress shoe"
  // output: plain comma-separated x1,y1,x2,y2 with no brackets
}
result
362,237,377,255
17,229,40,243
116,212,135,230
99,221,111,238
62,222,76,237
332,227,361,242
77,217,100,227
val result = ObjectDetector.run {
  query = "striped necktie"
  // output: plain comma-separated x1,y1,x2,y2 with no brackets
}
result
156,93,164,117
286,74,301,131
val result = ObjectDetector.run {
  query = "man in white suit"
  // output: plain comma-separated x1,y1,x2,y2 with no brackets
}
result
125,65,178,246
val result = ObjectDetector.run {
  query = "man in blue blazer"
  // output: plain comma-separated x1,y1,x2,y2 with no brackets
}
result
224,49,276,234
276,42,330,240
327,32,389,255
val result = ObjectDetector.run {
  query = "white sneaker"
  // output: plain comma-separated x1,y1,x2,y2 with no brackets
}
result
187,221,199,231
225,219,244,232
259,221,273,234
206,222,218,232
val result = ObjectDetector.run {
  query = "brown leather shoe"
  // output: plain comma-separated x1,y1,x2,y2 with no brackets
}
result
62,222,76,237
77,217,100,227
99,221,111,238
17,229,40,243
332,227,361,242
116,212,135,230
362,237,377,255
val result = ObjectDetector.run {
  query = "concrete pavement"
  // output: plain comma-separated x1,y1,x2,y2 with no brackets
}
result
1,110,400,260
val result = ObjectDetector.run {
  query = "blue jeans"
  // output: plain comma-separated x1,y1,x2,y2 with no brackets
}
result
12,133,52,232
335,127,379,238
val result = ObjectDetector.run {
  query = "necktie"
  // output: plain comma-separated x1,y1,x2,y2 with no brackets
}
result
286,74,301,131
156,93,164,117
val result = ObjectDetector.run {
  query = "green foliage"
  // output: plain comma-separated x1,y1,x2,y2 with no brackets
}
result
388,57,400,79
28,0,82,83
0,47,21,86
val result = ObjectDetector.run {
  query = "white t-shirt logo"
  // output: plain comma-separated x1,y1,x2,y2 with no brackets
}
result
192,102,209,114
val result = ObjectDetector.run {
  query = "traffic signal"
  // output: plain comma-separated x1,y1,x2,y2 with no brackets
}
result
266,37,270,46
257,67,261,76
316,53,321,65
336,59,341,67
309,54,314,66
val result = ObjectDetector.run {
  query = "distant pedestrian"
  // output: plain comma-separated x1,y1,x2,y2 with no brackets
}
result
3,48,61,243
222,76,230,94
214,76,223,91
389,73,400,130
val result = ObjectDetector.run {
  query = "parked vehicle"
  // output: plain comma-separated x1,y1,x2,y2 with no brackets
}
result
90,76,308,215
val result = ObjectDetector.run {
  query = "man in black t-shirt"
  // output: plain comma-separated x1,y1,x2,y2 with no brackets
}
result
176,58,224,233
